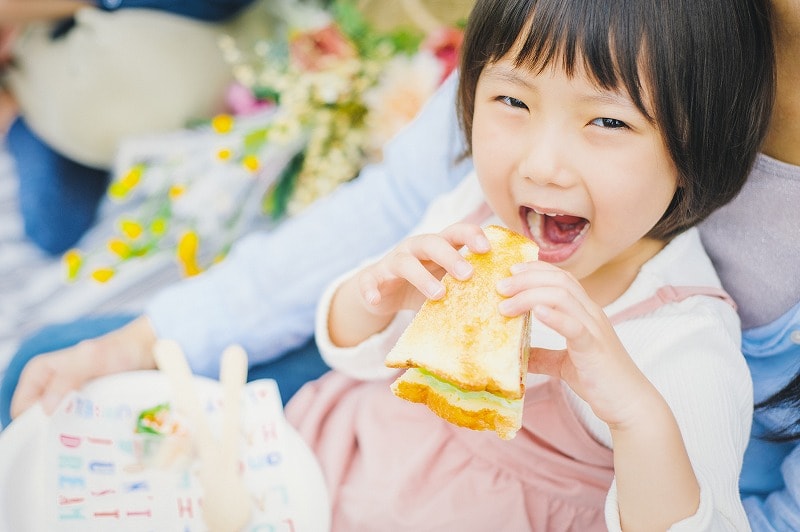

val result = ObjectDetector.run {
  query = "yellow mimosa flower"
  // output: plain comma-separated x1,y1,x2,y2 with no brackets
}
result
63,249,83,281
119,219,143,239
177,231,202,277
169,184,186,200
183,262,202,277
242,155,260,173
216,147,233,161
108,182,129,200
91,268,115,283
107,238,132,259
211,114,234,134
121,164,144,189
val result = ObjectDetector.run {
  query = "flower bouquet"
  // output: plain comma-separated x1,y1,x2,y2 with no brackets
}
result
65,0,463,283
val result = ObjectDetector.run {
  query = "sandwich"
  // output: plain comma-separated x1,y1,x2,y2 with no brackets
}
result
385,225,539,440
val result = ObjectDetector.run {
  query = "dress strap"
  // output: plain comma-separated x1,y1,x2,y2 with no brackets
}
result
608,285,737,325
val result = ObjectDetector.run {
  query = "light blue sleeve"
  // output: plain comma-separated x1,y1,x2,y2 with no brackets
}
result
743,442,800,531
144,74,474,377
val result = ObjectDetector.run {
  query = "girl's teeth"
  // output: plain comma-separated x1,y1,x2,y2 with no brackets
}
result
533,208,561,217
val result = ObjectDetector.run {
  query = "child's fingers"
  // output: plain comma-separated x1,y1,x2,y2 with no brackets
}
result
357,270,382,306
497,263,593,314
439,222,491,254
386,248,449,299
390,230,482,288
531,303,590,346
361,225,490,309
10,368,51,419
527,347,568,378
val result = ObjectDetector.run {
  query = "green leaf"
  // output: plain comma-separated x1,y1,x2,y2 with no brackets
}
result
243,129,269,153
263,150,305,219
253,86,281,104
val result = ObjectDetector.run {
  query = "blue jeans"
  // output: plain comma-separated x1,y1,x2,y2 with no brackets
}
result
100,0,256,22
0,315,330,428
7,117,110,255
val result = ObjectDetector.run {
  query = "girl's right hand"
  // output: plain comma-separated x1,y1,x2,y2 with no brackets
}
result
9,316,158,420
355,223,491,316
327,223,490,348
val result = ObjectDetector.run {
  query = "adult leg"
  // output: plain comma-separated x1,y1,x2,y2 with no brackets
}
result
248,338,330,405
6,117,110,255
0,315,136,428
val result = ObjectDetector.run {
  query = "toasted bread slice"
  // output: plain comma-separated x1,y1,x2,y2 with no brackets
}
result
386,225,538,439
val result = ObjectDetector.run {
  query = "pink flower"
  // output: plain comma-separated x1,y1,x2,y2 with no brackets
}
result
422,27,464,83
225,83,273,116
289,24,357,72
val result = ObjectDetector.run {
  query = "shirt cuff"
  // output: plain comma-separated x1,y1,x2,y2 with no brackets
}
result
314,271,412,381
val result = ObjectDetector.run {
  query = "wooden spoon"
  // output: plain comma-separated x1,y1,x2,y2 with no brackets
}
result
153,340,252,532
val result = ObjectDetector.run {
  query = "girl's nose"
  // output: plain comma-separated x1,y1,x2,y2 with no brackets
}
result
517,125,574,188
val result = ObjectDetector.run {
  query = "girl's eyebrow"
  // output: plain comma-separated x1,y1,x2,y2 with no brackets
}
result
580,90,638,111
482,63,537,90
485,61,645,116
485,63,636,108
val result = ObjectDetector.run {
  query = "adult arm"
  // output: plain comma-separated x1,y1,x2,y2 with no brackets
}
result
8,72,468,420
146,73,472,377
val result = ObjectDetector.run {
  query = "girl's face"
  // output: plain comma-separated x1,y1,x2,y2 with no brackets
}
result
472,56,679,299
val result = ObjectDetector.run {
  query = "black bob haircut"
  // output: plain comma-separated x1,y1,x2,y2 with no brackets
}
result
457,0,775,241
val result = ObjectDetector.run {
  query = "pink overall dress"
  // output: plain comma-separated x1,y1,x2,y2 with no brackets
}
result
286,284,735,531
286,213,735,531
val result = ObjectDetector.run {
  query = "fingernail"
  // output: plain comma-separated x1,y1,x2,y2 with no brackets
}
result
453,261,472,279
498,300,512,314
510,263,525,274
365,289,380,305
474,236,490,252
427,281,445,299
496,278,511,293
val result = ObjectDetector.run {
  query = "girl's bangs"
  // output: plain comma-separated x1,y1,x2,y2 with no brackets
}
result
491,0,650,118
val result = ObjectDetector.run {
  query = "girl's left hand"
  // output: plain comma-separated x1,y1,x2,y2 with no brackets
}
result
496,261,653,429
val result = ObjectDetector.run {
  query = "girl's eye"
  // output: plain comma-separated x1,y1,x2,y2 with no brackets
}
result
498,96,528,110
591,117,628,129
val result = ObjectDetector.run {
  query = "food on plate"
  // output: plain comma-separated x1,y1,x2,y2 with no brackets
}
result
135,402,182,436
134,402,192,469
385,225,538,440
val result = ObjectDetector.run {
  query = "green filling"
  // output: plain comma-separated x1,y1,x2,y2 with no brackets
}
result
412,368,522,411
135,402,172,436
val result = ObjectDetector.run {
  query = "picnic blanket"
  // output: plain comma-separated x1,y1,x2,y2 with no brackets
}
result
0,123,297,383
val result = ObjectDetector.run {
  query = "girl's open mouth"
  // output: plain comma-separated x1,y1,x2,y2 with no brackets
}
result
521,206,589,263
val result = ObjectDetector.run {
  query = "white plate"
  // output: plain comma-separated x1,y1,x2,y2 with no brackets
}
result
0,371,330,531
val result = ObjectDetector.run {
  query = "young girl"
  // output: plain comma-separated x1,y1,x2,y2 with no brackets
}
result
284,0,774,530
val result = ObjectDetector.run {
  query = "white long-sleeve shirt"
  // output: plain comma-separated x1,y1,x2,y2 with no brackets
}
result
315,173,754,531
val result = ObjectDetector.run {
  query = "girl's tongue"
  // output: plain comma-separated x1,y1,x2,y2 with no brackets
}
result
524,208,589,263
544,214,587,244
